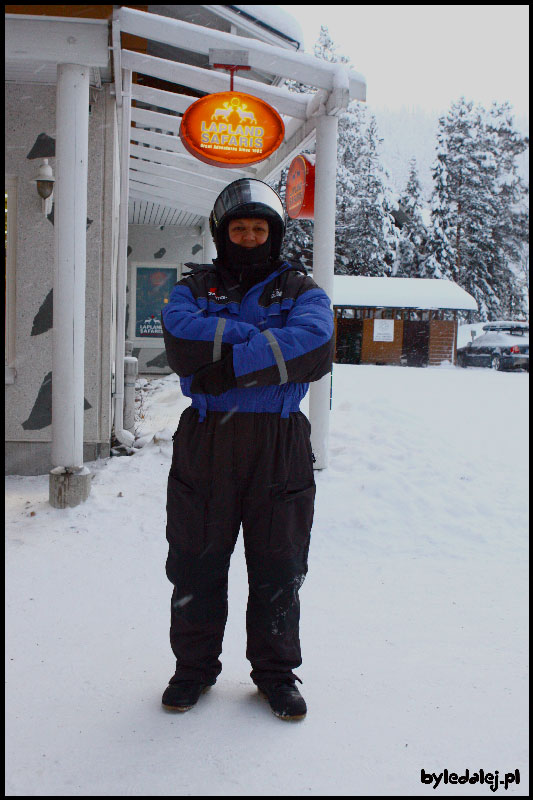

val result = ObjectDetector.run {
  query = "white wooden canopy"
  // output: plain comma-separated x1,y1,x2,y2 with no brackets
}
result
5,13,110,87
113,6,366,224
113,7,367,470
5,7,368,476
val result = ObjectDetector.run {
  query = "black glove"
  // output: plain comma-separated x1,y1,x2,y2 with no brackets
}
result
190,352,237,396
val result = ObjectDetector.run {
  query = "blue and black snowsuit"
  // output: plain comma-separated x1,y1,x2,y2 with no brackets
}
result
161,258,334,685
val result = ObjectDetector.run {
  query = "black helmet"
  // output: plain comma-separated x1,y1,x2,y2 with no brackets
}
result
209,178,286,259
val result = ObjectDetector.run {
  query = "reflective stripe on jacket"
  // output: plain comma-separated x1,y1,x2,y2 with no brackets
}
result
161,260,334,419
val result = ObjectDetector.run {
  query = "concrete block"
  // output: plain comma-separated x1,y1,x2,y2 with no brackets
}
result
49,466,92,508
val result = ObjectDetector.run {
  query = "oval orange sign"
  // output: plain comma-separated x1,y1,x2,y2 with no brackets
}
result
179,91,285,168
286,154,315,219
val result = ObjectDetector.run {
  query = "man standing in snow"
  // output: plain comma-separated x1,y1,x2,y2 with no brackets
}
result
161,178,334,721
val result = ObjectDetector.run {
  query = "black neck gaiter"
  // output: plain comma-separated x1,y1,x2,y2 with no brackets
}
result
221,234,279,295
224,237,272,270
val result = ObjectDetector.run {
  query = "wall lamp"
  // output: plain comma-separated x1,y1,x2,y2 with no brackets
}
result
33,158,55,215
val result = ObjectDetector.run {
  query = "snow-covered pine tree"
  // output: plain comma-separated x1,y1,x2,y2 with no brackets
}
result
426,97,529,319
399,157,424,219
345,110,398,276
273,33,322,270
277,26,398,276
278,170,314,270
313,25,351,65
423,130,454,280
280,25,353,270
424,99,473,282
484,102,529,317
315,26,398,275
311,26,365,275
276,25,346,271
514,245,529,318
395,157,427,277
335,103,365,274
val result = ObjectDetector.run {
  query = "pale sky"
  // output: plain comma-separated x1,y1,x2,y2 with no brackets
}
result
279,4,529,118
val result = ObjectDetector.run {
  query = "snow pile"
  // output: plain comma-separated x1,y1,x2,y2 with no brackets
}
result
458,321,529,348
467,331,529,348
5,365,529,795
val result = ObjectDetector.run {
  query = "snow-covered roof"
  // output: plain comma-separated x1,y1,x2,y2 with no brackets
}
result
333,276,478,311
233,5,304,49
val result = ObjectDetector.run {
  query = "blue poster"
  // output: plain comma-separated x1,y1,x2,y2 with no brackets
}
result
135,267,177,338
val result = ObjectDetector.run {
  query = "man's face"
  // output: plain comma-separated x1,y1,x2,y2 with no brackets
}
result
228,217,269,248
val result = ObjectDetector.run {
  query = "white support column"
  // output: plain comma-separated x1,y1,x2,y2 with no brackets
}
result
113,69,135,449
202,218,217,263
50,63,91,507
309,113,339,470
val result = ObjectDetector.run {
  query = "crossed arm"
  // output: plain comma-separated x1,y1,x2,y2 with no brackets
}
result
162,282,334,395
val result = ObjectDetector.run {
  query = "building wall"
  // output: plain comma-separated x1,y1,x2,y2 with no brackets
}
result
429,320,457,365
5,82,118,475
334,309,460,367
126,223,204,373
360,318,404,364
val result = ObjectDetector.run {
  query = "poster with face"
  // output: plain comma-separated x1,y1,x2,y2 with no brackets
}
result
135,267,178,338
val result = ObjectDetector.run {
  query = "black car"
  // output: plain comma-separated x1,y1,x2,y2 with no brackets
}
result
457,323,529,371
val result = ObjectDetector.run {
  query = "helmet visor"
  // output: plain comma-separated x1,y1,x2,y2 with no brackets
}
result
212,179,284,229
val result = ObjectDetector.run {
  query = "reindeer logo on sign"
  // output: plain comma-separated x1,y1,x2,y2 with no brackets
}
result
211,96,257,125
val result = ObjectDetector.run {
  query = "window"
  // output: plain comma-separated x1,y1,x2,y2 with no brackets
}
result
5,177,17,382
130,262,180,345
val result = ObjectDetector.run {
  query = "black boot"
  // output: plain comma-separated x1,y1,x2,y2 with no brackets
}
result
255,675,307,721
162,677,215,712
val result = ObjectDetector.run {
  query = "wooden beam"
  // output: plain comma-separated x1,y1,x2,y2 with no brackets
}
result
129,142,255,179
131,83,196,114
129,156,228,189
131,105,181,135
121,49,309,119
129,127,261,178
129,170,219,202
129,125,191,155
119,6,366,101
129,189,209,217
5,14,109,67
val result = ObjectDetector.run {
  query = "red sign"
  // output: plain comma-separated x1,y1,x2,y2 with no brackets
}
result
286,154,315,219
179,91,284,168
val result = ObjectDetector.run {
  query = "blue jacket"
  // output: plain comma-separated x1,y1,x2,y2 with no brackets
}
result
161,260,334,420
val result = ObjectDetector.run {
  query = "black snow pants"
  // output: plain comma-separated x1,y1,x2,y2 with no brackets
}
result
165,407,316,685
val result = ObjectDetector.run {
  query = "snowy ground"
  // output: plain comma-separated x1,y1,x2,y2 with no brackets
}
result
5,364,529,796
